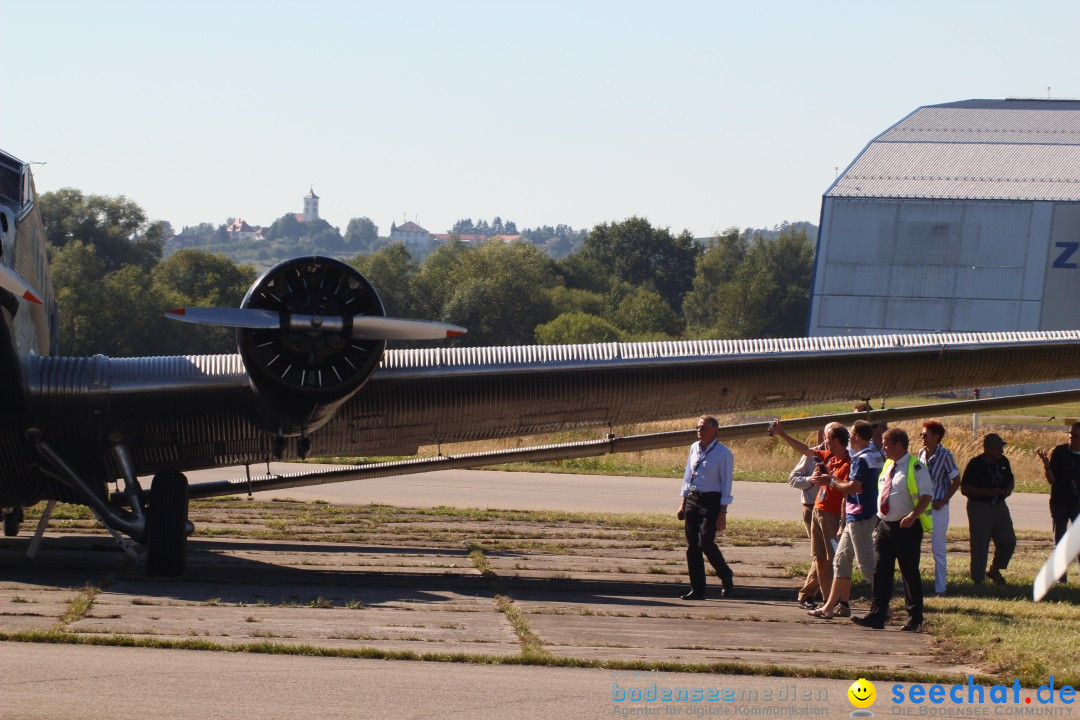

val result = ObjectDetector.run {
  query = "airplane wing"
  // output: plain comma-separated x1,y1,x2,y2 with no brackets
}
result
20,329,1080,483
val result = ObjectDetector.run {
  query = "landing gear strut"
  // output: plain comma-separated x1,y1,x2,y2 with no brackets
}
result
28,429,193,576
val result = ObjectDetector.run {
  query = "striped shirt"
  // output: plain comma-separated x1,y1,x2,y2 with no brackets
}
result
918,445,960,501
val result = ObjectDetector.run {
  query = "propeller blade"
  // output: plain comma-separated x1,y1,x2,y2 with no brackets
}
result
0,265,44,305
1033,520,1080,601
164,307,281,330
352,316,467,340
164,307,466,340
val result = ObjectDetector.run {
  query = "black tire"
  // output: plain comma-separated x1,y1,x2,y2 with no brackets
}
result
3,507,22,537
146,470,189,577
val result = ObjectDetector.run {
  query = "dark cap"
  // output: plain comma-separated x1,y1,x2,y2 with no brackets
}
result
983,433,1008,447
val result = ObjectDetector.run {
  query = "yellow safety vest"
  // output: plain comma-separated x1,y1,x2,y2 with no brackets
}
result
879,456,933,532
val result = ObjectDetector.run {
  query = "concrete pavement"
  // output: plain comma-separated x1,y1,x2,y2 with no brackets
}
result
190,463,1055,531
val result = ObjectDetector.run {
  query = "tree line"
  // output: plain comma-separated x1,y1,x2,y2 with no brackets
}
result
38,188,816,356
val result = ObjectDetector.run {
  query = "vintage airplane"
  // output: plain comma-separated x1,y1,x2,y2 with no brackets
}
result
4,147,1080,579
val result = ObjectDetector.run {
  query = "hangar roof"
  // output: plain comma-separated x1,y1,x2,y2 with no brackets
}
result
826,98,1080,201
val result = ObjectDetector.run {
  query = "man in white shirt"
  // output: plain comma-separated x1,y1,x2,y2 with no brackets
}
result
852,427,933,632
677,415,735,600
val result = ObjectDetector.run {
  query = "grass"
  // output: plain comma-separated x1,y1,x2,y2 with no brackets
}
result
58,585,99,628
921,536,1080,687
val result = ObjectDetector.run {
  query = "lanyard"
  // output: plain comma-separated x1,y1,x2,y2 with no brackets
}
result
690,441,717,487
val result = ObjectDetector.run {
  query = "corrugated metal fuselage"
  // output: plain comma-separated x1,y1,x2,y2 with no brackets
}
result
4,331,1080,507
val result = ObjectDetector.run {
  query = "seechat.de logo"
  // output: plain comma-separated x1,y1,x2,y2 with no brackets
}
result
849,678,877,717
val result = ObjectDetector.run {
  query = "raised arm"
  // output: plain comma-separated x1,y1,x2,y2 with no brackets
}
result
769,419,815,459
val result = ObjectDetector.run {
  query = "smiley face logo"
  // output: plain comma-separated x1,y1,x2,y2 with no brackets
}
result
848,678,876,709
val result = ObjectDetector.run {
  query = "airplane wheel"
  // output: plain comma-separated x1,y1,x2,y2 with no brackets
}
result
3,507,22,537
146,470,189,577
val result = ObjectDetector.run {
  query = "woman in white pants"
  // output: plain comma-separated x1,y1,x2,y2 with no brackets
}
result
918,420,961,594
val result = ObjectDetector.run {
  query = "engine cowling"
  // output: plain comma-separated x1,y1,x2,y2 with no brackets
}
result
236,256,385,436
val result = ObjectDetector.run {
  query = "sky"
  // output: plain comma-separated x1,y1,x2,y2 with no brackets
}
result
3,0,1079,239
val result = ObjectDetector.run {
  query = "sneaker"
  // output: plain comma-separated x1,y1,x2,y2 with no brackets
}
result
833,602,851,618
799,599,817,610
987,567,1007,587
900,621,923,632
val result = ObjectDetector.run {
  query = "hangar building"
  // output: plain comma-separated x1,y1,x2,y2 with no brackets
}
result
808,98,1080,336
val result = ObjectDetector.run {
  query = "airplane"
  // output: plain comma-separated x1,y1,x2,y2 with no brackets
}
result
4,146,1080,580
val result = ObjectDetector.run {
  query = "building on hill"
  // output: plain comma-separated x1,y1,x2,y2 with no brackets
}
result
303,187,320,223
810,98,1080,338
225,218,263,242
390,221,431,243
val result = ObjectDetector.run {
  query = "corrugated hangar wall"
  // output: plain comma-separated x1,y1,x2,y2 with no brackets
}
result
807,98,1080,338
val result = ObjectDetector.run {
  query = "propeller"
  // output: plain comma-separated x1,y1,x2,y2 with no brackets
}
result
0,265,44,305
1033,521,1080,601
165,307,466,340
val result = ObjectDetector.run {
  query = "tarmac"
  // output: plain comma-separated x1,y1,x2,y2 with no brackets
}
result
0,468,1065,718
229,463,1054,531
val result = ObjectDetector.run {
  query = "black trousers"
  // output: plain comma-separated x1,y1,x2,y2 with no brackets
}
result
869,520,923,624
684,492,732,593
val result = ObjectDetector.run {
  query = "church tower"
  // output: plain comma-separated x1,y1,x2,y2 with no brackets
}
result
303,187,320,223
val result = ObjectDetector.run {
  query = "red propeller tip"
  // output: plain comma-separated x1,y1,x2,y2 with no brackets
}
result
167,308,187,316
446,330,465,338
22,291,43,305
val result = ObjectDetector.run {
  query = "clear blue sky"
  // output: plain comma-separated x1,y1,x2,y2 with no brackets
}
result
3,0,1078,238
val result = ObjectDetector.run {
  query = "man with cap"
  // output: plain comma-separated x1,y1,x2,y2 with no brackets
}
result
960,433,1017,585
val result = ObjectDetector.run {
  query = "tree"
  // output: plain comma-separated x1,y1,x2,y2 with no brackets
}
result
547,286,605,317
613,287,683,339
555,252,613,296
51,241,107,355
344,217,379,252
153,249,253,306
96,265,176,357
179,223,218,245
691,228,815,339
535,312,623,344
38,188,162,271
451,218,476,235
51,243,258,356
263,212,303,241
53,245,174,357
350,243,420,318
411,239,469,319
577,217,699,311
309,225,345,253
430,240,557,346
450,216,519,237
682,227,748,329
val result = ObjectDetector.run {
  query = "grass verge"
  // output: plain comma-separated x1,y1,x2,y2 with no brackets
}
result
468,542,549,659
